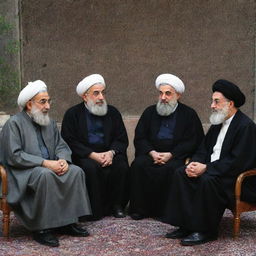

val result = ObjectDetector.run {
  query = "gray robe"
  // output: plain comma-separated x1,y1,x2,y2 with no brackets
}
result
0,111,91,231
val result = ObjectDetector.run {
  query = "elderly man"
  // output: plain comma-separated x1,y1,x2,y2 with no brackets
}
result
61,74,129,220
0,80,91,247
164,79,256,245
129,74,204,220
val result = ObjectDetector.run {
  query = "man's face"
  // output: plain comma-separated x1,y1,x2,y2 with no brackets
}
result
158,85,181,104
83,84,106,105
83,84,107,116
26,92,51,126
209,92,232,125
211,92,231,112
156,85,181,116
27,92,51,114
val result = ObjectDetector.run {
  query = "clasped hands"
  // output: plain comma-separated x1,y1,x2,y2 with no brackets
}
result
89,151,114,167
185,162,206,178
42,159,69,176
149,150,172,165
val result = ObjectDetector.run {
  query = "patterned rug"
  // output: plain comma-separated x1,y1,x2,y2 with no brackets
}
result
0,210,255,256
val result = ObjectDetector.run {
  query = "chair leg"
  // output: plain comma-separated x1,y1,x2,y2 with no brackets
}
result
2,210,10,237
233,213,240,238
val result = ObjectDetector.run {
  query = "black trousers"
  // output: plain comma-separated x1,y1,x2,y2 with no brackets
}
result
75,154,129,219
164,166,256,233
163,166,231,233
129,155,184,218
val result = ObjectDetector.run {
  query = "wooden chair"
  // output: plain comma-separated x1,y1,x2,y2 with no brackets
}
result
0,164,11,237
231,169,256,238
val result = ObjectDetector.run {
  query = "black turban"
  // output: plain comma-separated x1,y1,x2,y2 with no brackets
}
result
212,79,245,108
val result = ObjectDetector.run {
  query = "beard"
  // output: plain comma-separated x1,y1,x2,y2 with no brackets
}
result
156,99,177,116
209,105,229,125
86,98,108,116
30,105,50,126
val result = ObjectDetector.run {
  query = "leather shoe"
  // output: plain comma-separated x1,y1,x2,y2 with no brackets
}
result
165,228,191,239
130,213,145,220
181,232,217,246
58,223,90,237
113,205,126,218
33,230,59,247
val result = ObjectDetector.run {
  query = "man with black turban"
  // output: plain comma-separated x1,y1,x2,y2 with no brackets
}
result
163,79,256,245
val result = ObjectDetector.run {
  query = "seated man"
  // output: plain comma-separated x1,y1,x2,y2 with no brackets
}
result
129,74,204,220
164,79,256,245
0,80,91,247
61,74,129,220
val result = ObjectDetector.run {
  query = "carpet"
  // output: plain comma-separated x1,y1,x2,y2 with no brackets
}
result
0,210,255,256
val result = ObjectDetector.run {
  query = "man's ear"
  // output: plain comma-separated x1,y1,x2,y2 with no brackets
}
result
26,100,32,111
229,100,235,108
82,94,87,102
176,92,181,100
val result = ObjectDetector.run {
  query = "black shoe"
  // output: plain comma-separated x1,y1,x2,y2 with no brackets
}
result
113,205,126,218
181,232,217,246
130,213,145,220
165,228,191,239
33,230,59,247
58,223,90,237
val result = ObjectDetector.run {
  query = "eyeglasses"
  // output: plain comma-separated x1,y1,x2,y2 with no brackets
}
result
32,99,52,105
159,91,173,97
87,90,106,97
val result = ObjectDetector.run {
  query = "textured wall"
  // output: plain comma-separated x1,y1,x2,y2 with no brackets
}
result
20,0,255,123
0,0,21,112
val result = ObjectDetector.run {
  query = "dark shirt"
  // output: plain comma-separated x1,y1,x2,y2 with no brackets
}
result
86,111,104,144
33,123,50,160
157,111,177,139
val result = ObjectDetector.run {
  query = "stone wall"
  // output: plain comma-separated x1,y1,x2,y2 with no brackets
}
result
1,0,255,162
0,0,21,112
19,0,256,124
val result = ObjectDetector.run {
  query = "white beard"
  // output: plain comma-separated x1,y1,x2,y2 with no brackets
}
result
209,105,229,125
86,98,108,116
156,99,177,116
30,105,50,126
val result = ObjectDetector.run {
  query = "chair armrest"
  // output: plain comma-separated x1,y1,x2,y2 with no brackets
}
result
0,165,8,197
235,169,256,198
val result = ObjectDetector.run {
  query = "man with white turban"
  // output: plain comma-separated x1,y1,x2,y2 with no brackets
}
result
61,74,129,220
0,80,91,247
129,73,204,220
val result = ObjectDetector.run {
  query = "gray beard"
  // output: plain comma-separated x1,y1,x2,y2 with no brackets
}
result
86,99,108,116
30,105,50,126
209,106,229,125
156,99,177,116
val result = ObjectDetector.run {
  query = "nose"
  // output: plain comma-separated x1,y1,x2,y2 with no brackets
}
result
44,101,50,110
160,93,166,100
98,92,104,100
211,101,216,109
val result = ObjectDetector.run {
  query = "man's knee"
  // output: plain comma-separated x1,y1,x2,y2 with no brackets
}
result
68,164,85,177
131,155,152,171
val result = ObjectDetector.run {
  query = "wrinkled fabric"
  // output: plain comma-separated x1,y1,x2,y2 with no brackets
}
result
0,111,91,231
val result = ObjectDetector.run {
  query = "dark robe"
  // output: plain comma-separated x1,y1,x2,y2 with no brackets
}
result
61,102,129,219
129,102,204,217
163,110,256,233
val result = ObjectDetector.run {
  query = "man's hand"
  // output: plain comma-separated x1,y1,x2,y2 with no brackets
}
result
149,150,172,165
89,151,113,167
185,162,206,177
42,159,69,176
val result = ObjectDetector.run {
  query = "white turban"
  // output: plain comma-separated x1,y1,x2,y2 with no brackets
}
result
17,80,47,108
76,74,105,96
155,74,185,94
